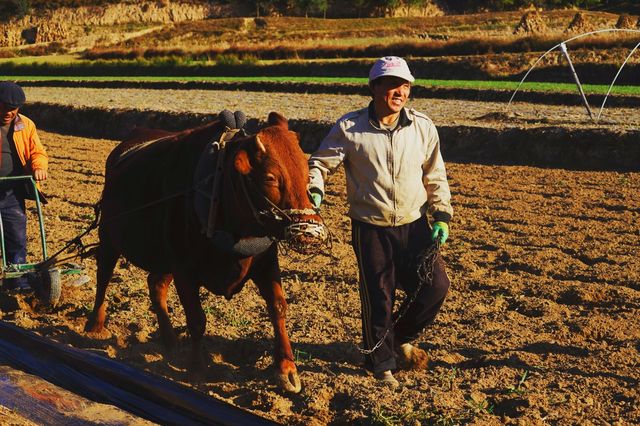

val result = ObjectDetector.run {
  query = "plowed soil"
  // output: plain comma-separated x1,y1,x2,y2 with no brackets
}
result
0,96,639,424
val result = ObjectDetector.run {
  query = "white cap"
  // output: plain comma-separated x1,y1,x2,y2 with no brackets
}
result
368,56,415,83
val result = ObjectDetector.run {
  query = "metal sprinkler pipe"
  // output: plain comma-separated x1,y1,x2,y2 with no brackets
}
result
559,42,595,122
507,28,640,115
597,40,640,122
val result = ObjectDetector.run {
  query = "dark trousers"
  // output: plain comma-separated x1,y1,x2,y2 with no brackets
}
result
0,188,27,286
351,216,450,373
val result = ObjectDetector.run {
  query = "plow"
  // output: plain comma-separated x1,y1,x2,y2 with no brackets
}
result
0,175,84,305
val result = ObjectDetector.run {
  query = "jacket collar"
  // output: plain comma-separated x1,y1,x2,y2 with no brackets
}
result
367,101,412,130
11,114,25,132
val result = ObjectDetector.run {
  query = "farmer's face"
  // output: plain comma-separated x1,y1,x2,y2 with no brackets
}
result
0,103,19,126
370,76,411,119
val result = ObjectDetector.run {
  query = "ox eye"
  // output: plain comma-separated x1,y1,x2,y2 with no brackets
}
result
265,173,278,186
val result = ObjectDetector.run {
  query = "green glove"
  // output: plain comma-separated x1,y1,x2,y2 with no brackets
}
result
431,221,449,245
309,191,322,209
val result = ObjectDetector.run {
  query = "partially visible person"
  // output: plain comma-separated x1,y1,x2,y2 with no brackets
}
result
308,57,453,389
0,81,48,290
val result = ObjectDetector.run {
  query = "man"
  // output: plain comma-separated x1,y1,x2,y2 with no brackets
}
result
308,56,452,389
0,81,48,290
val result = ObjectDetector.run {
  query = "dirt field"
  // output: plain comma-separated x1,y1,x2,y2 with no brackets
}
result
21,86,640,130
0,94,639,424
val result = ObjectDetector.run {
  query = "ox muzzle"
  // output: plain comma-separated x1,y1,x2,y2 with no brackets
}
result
256,207,328,256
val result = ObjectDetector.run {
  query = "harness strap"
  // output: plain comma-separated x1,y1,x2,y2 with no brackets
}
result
206,128,242,238
239,174,266,226
114,135,173,166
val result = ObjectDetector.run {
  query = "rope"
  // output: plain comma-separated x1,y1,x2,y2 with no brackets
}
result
36,202,102,270
37,187,193,270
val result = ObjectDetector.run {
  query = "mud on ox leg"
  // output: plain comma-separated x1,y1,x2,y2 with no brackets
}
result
147,272,178,350
84,240,119,339
253,271,301,394
171,269,208,379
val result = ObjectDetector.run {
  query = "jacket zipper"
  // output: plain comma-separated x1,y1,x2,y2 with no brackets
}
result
388,129,396,226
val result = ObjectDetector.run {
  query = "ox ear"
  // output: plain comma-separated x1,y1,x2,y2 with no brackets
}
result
267,112,288,130
234,150,252,175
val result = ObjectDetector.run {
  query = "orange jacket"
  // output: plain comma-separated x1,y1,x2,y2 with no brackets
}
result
10,114,48,172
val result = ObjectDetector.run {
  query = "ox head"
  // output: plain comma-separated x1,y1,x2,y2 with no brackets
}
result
232,112,327,254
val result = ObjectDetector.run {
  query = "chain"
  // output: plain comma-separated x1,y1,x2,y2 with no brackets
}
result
334,240,441,355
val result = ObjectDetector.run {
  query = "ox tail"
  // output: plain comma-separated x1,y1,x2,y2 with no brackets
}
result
92,200,102,229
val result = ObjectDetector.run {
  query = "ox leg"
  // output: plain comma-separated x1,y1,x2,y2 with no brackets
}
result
172,271,207,380
85,242,119,339
147,273,178,350
255,277,301,393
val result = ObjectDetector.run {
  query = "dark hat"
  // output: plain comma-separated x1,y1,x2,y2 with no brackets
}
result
0,81,26,109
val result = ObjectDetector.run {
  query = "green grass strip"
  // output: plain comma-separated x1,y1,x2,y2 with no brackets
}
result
2,75,639,95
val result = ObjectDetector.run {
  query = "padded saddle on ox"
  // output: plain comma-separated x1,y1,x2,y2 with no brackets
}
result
193,110,274,257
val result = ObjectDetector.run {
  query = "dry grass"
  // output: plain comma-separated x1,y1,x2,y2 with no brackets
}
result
72,10,634,64
107,11,623,50
82,32,640,62
0,50,16,59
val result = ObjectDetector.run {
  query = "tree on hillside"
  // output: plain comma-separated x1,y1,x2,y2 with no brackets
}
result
0,0,31,19
251,0,278,17
440,0,604,11
297,0,329,17
373,0,402,16
352,0,370,17
406,0,432,12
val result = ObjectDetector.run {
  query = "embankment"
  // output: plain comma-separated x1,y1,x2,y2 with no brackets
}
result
21,102,640,171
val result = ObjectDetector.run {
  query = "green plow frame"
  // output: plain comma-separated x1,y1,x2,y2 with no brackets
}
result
0,175,84,305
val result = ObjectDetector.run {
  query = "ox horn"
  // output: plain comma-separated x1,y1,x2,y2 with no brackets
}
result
255,135,266,154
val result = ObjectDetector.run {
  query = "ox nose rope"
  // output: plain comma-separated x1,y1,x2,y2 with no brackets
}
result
335,240,442,355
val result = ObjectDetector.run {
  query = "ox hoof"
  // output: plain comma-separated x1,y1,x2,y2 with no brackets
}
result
397,343,429,371
187,353,208,382
84,326,113,340
276,372,301,393
160,333,180,352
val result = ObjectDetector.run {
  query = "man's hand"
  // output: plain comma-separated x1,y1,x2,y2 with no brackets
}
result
431,221,449,245
310,192,322,209
33,169,47,182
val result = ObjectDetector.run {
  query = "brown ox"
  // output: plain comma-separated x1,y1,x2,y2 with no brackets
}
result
84,112,325,393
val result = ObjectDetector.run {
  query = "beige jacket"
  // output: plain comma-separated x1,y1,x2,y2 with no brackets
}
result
308,104,453,227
